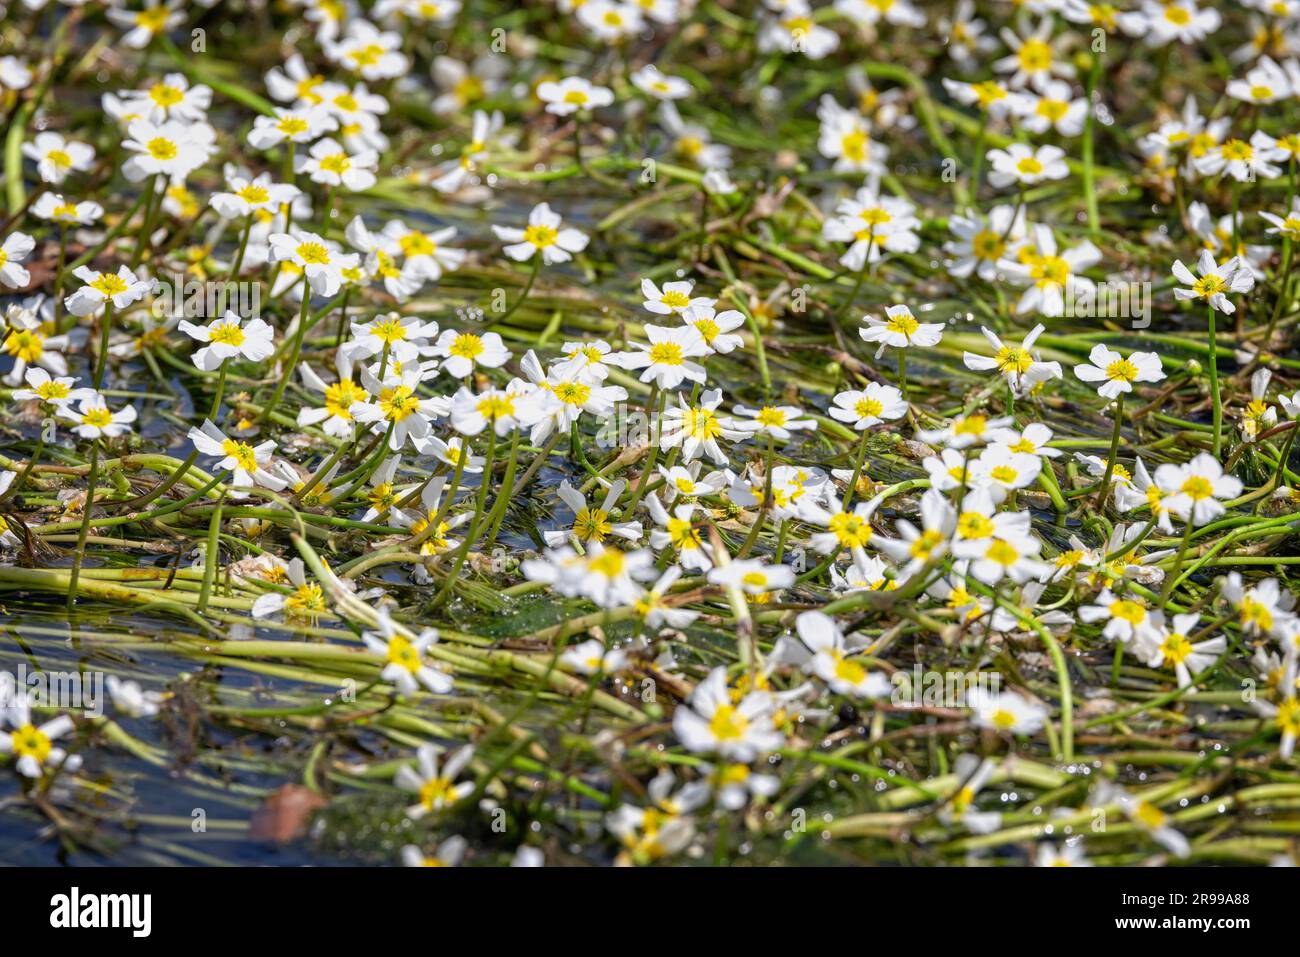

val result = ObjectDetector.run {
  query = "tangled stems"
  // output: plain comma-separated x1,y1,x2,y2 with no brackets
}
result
1095,392,1124,510
65,439,100,612
1206,303,1223,457
115,361,230,513
429,429,497,610
259,291,313,425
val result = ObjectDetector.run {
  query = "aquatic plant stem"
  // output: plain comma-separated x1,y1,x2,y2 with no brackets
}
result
259,291,312,424
66,439,100,612
1207,303,1222,457
1096,392,1124,510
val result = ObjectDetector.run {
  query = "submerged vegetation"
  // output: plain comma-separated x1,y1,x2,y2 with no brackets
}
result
1,0,1300,866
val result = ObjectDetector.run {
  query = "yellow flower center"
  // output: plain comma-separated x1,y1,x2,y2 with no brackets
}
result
1105,358,1138,383
449,332,484,360
296,241,331,264
708,703,749,741
220,438,259,473
10,723,52,764
1109,598,1147,625
573,507,612,542
523,224,557,247
146,137,177,161
649,341,685,366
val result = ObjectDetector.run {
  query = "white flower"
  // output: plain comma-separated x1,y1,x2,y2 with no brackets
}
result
658,388,742,464
1195,131,1283,182
1119,0,1220,48
1012,79,1088,136
577,0,644,40
324,19,409,81
645,495,711,570
1078,589,1160,644
362,611,452,695
816,95,886,176
543,479,642,548
267,230,356,297
1134,613,1225,689
178,311,275,371
968,688,1049,735
107,676,166,718
210,172,300,219
994,18,1075,89
859,305,945,357
396,743,474,818
449,385,545,437
296,137,377,192
1073,344,1165,399
247,106,337,149
106,0,183,48
672,666,784,760
1171,250,1255,314
609,324,710,390
188,420,286,490
31,193,103,225
121,118,213,183
0,703,79,778
64,264,151,316
829,382,908,430
758,0,840,59
658,101,732,169
430,329,510,379
58,393,138,440
986,143,1069,188
561,638,631,675
631,64,691,100
641,278,710,316
21,132,94,185
1035,841,1091,867
1153,453,1242,526
709,559,795,596
537,76,614,116
792,610,890,698
1000,225,1102,318
962,324,1062,396
492,202,590,264
944,204,1027,280
0,232,34,288
11,367,93,408
1227,55,1293,104
121,72,212,122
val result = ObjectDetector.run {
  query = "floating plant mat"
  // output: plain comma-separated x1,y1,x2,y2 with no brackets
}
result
0,0,1298,869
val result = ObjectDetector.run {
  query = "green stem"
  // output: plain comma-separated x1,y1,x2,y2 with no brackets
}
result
66,440,100,612
259,292,312,424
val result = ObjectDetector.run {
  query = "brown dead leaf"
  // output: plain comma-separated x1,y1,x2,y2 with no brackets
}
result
250,784,328,843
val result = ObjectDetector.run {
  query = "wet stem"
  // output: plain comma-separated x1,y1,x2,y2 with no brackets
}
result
65,439,100,612
1158,517,1197,608
226,214,254,282
430,428,498,609
831,235,874,324
1096,391,1124,511
1207,302,1222,457
92,304,115,391
489,255,542,327
841,427,870,510
260,291,313,424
